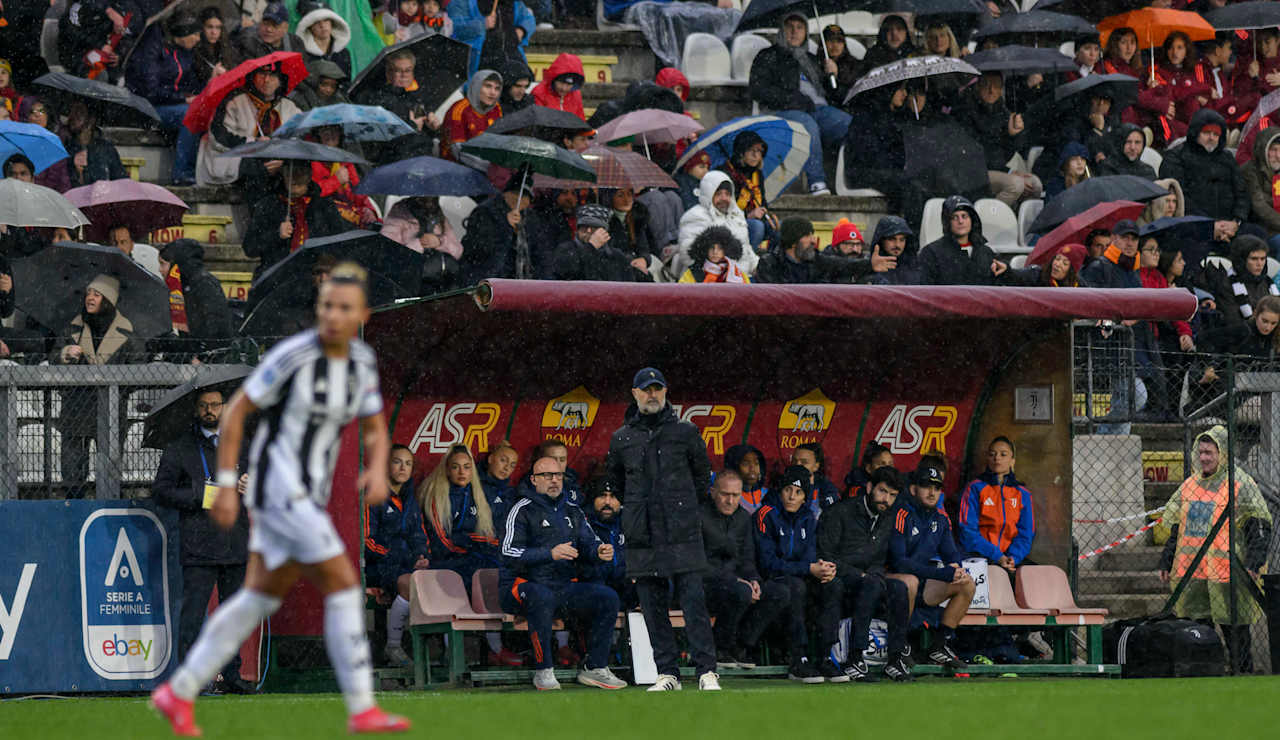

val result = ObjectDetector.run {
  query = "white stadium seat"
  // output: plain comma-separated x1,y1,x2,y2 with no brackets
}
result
681,33,732,84
730,34,771,81
975,198,1020,250
919,198,945,248
1018,198,1044,245
834,145,886,197
1140,146,1162,174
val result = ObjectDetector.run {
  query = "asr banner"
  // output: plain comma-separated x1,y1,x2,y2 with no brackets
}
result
0,500,181,693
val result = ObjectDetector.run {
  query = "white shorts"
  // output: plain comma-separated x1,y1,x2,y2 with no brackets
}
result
248,499,345,572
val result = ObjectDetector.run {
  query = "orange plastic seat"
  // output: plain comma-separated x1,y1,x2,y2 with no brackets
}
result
1015,565,1108,624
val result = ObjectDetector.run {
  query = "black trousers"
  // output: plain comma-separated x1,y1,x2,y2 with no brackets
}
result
703,573,753,653
818,572,909,658
742,575,810,656
180,563,247,677
635,573,717,677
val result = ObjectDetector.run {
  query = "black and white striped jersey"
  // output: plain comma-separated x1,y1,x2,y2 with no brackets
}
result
242,329,383,509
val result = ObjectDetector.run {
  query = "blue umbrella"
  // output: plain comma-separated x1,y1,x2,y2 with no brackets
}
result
355,156,497,197
272,103,415,142
671,115,810,201
0,120,70,174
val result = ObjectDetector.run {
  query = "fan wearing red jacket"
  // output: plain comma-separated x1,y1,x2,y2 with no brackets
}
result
1197,33,1256,128
1139,32,1210,145
532,52,585,121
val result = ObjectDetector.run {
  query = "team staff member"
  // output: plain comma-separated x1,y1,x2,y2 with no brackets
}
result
888,461,975,676
959,436,1035,576
151,263,409,735
500,453,628,691
586,478,636,610
606,367,720,691
152,388,253,695
364,444,430,668
700,470,766,670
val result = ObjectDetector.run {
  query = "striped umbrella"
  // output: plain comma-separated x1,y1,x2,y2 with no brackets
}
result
672,116,810,202
534,145,677,190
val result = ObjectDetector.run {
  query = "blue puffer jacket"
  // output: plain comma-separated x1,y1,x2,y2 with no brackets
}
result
753,493,818,578
424,482,499,563
499,478,603,593
448,0,534,77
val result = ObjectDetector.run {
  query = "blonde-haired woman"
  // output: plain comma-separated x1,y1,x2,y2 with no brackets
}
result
419,444,499,591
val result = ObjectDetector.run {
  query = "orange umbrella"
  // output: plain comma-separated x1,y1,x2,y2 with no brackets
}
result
181,52,308,135
1099,8,1216,50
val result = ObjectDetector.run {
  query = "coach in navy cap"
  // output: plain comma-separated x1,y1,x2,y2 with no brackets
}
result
1080,218,1144,290
606,366,719,690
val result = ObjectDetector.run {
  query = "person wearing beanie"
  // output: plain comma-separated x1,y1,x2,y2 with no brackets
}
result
831,218,864,257
1037,242,1084,288
441,69,503,164
756,217,865,284
552,203,652,282
1160,108,1249,230
52,273,143,497
918,195,1017,286
753,463,829,683
586,478,636,610
676,171,754,276
676,151,711,211
747,8,850,195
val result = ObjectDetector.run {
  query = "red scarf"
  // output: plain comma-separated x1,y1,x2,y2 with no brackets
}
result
397,8,422,26
165,263,188,333
285,195,311,252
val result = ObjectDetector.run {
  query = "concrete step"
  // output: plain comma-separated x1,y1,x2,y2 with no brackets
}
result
527,29,654,83
1079,570,1166,596
1094,545,1164,572
1077,593,1166,620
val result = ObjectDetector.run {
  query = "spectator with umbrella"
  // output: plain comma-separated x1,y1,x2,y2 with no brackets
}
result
353,46,449,161
842,82,930,228
125,13,203,185
157,239,236,349
58,100,127,189
441,69,505,163
0,172,90,258
243,162,346,278
821,25,862,106
51,274,146,497
748,9,849,196
523,189,581,279
196,56,303,191
193,6,242,88
956,72,1043,209
1233,27,1280,101
15,99,71,193
715,130,778,253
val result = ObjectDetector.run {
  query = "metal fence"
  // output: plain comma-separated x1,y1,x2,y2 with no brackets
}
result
1072,321,1280,674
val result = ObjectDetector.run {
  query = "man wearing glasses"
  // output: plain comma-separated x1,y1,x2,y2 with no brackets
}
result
606,367,720,691
153,389,254,694
500,453,627,691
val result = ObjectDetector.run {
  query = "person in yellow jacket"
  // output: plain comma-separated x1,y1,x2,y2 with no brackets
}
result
1158,425,1272,671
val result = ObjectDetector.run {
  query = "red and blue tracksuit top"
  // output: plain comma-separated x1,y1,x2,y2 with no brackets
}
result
754,495,818,579
958,470,1035,565
889,497,962,583
364,484,429,570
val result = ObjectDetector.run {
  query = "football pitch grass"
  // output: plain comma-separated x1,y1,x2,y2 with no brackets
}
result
4,675,1278,740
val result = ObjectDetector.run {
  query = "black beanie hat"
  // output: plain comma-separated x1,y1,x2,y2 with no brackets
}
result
780,217,814,249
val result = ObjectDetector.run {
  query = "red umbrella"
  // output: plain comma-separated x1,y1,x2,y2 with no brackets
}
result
182,52,308,135
65,178,189,243
1028,199,1145,265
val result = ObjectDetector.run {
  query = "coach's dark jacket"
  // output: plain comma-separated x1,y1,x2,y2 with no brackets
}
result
607,402,712,578
700,500,760,582
152,426,248,566
499,479,602,595
816,494,893,579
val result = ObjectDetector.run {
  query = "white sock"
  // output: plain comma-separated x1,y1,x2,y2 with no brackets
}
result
325,586,375,716
485,632,502,653
386,596,409,650
170,590,281,700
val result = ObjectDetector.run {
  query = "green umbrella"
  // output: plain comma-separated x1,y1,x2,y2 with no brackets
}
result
459,133,597,182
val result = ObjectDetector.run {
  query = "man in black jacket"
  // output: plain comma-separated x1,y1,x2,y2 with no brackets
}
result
552,204,652,282
955,73,1042,209
499,454,627,692
815,465,912,683
158,239,235,351
1160,108,1249,239
460,179,532,285
242,165,346,279
701,470,775,670
757,217,865,284
606,367,718,691
152,389,253,694
918,195,1015,286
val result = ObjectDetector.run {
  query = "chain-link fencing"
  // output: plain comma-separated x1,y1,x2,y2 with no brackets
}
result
1072,321,1280,674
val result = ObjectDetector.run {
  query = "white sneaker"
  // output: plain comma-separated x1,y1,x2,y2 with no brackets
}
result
384,644,411,667
698,672,721,691
809,182,831,196
536,21,554,29
647,674,681,691
577,666,627,690
533,668,561,691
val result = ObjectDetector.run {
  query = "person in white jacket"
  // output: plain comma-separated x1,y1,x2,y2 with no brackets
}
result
675,171,757,279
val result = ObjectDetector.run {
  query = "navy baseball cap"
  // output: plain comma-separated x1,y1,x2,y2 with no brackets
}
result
632,367,667,389
262,2,289,23
913,462,945,488
1112,219,1139,237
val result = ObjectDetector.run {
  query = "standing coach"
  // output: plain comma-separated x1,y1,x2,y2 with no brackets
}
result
607,367,719,691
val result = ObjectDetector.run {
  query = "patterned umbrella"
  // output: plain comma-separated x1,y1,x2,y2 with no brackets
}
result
272,104,415,142
533,145,677,190
673,115,810,201
65,179,188,244
0,120,70,174
182,52,309,135
594,108,704,146
0,179,89,229
843,55,980,105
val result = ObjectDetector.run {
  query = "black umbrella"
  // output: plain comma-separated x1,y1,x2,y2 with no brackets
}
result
1033,0,1161,24
1054,73,1140,113
966,45,1077,75
9,241,172,338
349,34,471,117
903,121,988,196
1029,176,1171,233
1139,215,1215,240
217,138,368,164
843,55,980,105
486,105,594,137
32,72,160,127
1205,1,1280,31
141,364,253,450
239,270,408,337
731,0,845,89
973,10,1097,40
246,230,424,312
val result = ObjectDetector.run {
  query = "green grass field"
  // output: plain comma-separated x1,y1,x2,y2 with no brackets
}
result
4,676,1278,740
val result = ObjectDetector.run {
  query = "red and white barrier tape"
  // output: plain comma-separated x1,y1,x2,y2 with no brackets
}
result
1077,518,1162,561
1073,507,1163,524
